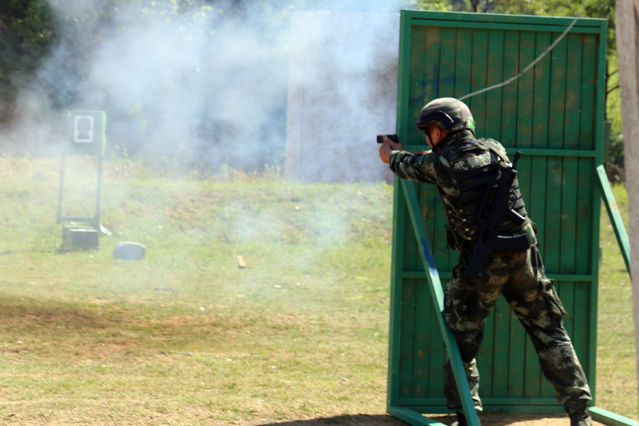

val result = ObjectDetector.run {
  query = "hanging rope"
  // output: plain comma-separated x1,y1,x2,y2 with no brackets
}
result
458,12,583,102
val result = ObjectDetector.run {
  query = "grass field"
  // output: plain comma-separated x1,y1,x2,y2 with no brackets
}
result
0,156,635,425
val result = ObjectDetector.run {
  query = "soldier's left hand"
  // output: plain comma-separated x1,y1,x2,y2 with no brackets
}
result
379,136,403,163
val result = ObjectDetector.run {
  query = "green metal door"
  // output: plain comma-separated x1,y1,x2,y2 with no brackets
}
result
388,10,607,415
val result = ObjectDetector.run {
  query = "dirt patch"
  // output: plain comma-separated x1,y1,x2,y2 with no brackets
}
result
262,412,607,425
431,412,607,425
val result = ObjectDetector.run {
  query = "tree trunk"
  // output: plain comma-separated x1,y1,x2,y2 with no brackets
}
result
616,0,639,415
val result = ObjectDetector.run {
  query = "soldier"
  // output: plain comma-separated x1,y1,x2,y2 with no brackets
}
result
378,97,592,426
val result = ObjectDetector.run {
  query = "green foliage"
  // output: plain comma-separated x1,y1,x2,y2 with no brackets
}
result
414,0,452,11
605,128,625,182
0,0,57,120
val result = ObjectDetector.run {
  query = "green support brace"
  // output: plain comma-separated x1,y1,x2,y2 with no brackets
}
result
590,407,639,426
388,406,448,425
592,165,637,425
596,165,631,275
395,179,480,426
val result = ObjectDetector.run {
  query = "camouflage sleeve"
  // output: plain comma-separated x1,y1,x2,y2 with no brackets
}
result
388,150,438,184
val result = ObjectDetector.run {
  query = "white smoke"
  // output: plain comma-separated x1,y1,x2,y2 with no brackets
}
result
284,9,399,182
2,0,407,179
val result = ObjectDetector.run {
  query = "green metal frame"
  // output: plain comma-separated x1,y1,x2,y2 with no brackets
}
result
386,9,637,426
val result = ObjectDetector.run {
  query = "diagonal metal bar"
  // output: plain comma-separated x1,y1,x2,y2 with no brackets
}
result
400,179,480,426
596,165,631,275
388,405,448,425
590,407,639,426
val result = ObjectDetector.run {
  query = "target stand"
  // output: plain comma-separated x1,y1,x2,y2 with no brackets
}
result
57,110,106,251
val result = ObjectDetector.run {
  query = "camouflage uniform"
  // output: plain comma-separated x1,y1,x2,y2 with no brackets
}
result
389,129,591,417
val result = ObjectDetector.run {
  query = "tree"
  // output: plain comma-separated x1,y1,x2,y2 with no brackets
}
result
0,0,57,122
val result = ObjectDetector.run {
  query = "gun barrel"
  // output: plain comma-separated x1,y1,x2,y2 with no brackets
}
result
377,133,399,144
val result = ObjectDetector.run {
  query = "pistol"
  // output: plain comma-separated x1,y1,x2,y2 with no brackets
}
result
376,134,399,144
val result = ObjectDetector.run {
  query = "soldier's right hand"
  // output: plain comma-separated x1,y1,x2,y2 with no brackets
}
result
382,135,403,151
379,137,404,163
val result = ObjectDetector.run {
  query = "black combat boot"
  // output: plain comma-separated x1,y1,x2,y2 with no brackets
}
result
450,411,468,426
570,407,592,426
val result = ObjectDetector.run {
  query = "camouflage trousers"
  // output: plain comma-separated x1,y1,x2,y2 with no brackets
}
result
443,246,591,416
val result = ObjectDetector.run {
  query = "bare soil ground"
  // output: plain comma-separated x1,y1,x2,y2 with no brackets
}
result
263,412,606,425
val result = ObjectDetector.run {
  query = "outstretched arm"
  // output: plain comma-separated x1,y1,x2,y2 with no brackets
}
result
378,136,430,163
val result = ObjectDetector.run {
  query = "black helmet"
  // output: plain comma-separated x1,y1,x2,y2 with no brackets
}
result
417,97,476,134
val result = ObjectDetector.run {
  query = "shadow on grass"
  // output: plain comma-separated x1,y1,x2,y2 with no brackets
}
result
0,296,112,330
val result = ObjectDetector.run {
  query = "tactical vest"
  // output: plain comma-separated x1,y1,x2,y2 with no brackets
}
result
434,133,532,251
